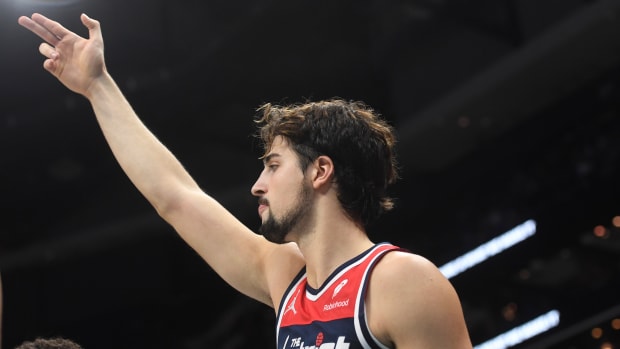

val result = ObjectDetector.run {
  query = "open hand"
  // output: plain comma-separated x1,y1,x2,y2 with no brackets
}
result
18,13,107,97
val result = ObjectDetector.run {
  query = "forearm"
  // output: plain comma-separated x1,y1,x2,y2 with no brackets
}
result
86,73,199,214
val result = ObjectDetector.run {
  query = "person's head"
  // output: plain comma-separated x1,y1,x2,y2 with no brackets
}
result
252,98,399,241
13,337,83,349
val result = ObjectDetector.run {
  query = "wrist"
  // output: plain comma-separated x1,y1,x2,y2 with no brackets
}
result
84,70,115,101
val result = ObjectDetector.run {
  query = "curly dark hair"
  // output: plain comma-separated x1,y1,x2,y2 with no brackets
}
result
255,98,399,227
14,337,83,349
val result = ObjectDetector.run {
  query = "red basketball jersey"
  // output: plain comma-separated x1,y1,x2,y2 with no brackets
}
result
276,243,402,349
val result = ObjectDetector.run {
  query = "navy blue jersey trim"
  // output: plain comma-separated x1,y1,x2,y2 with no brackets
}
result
277,265,307,317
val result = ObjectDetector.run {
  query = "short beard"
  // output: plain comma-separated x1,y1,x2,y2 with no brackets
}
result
259,180,312,244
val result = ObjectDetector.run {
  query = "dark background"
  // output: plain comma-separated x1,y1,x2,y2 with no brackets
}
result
1,0,619,348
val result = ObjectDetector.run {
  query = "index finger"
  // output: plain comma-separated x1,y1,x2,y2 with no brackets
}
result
18,13,69,46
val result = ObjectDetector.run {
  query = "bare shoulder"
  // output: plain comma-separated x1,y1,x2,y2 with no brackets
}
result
370,252,455,312
374,250,441,282
367,251,472,349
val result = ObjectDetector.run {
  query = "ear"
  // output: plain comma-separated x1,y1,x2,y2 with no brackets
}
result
310,155,335,189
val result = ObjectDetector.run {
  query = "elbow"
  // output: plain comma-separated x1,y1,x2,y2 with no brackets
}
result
150,186,207,225
150,187,189,221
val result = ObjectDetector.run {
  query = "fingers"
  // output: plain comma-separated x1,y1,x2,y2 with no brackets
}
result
31,13,70,40
38,42,58,60
18,13,103,46
17,13,63,46
38,42,59,74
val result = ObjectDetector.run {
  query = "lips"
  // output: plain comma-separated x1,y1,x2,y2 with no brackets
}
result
257,198,269,217
258,204,268,217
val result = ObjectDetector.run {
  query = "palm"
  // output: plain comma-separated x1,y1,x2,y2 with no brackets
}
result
54,32,105,94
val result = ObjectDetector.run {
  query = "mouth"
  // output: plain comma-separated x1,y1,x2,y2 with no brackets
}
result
258,204,268,217
257,198,269,218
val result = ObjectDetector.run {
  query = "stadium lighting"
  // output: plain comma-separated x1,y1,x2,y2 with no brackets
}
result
439,219,537,279
474,310,560,349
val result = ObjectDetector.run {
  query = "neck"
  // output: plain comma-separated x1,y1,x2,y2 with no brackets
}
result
293,200,374,289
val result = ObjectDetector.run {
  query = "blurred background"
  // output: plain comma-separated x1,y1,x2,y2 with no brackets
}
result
1,0,619,348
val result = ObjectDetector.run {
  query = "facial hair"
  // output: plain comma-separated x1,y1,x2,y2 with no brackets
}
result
259,180,313,244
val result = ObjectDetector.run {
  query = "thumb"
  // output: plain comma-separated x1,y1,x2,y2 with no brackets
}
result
80,13,102,40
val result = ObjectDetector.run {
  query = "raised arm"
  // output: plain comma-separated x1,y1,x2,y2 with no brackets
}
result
18,13,303,308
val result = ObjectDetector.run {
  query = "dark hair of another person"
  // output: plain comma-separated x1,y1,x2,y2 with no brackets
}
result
255,98,399,227
13,337,83,349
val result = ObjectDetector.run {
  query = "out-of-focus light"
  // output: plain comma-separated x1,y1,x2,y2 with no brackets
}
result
601,342,613,349
474,310,560,349
594,225,609,238
612,216,620,228
518,269,531,280
502,303,518,322
458,116,471,128
440,220,536,279
592,327,603,339
19,0,80,3
611,318,620,330
13,0,81,7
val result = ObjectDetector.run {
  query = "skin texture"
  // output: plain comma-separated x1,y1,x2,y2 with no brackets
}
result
17,13,473,348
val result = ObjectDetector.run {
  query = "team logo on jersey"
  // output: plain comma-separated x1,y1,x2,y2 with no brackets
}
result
283,289,300,316
287,335,351,349
332,279,348,299
316,332,324,347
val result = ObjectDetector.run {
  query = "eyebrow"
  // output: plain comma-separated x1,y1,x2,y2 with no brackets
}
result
263,153,281,164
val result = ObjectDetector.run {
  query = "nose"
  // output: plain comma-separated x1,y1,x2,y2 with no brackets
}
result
251,171,266,197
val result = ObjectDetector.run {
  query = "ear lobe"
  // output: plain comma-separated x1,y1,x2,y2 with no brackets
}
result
312,155,335,188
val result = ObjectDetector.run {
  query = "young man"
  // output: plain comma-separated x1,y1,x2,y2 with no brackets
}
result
18,13,472,349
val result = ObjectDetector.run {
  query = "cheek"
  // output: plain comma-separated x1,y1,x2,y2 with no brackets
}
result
273,179,301,206
274,189,295,211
